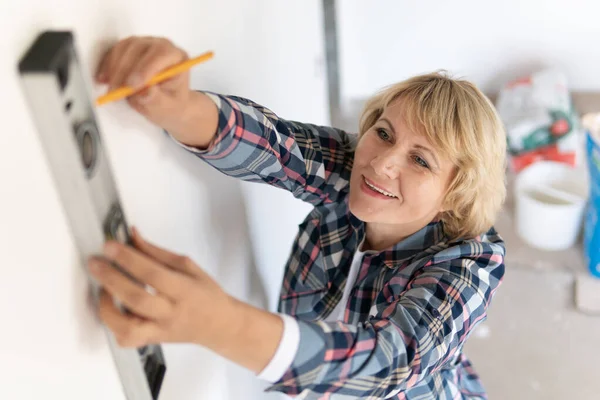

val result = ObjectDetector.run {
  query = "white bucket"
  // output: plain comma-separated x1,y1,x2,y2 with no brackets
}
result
514,161,588,251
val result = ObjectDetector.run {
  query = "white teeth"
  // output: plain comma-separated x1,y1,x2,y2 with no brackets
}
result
365,178,396,198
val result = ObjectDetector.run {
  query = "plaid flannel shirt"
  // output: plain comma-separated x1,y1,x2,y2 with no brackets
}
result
174,92,506,399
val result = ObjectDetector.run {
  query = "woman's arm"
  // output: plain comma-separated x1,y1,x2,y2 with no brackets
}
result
87,228,288,377
88,222,504,398
169,92,356,206
95,36,219,149
160,90,220,149
96,36,355,206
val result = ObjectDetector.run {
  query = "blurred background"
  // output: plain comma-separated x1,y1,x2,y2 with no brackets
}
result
1,1,599,399
331,4,600,398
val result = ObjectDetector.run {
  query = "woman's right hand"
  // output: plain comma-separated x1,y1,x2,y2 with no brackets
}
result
95,36,218,148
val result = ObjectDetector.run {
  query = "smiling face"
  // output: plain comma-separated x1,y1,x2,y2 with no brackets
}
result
348,98,456,235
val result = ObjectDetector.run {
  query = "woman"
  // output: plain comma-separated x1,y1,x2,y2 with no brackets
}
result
90,36,506,399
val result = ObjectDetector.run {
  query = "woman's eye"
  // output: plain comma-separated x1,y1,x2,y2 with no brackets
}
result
377,128,391,141
414,155,429,169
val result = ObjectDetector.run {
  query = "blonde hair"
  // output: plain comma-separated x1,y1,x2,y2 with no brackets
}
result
358,71,507,241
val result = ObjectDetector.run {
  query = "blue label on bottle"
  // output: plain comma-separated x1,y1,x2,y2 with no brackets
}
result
584,131,600,278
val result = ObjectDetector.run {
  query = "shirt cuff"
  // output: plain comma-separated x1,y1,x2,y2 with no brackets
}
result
164,91,233,156
256,313,300,383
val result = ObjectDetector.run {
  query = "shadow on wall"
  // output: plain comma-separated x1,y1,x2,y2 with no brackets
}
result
160,134,270,308
157,134,292,400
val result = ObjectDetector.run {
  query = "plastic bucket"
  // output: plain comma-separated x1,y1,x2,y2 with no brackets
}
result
514,161,588,251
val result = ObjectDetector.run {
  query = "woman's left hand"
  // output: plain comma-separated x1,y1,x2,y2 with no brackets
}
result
87,227,236,351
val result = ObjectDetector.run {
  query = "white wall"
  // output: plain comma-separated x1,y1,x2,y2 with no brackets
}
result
337,0,600,107
0,1,326,399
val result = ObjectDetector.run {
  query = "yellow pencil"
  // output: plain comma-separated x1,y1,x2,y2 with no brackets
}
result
95,50,214,106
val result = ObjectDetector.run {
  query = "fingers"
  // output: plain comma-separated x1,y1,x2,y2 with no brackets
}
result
108,40,152,91
132,40,188,89
98,290,159,348
127,85,168,117
102,240,189,300
95,36,186,91
96,36,138,86
89,257,174,321
131,227,203,278
95,43,116,83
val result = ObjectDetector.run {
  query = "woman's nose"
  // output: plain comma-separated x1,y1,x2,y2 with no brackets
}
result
370,151,403,179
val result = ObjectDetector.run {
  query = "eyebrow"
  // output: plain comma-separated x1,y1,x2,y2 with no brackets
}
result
380,117,440,168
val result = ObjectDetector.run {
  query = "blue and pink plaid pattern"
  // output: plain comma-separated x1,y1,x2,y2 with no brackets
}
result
176,92,506,399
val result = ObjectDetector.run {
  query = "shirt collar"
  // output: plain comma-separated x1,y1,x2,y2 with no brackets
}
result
346,200,448,269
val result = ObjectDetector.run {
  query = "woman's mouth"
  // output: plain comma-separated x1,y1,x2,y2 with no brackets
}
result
360,176,398,199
